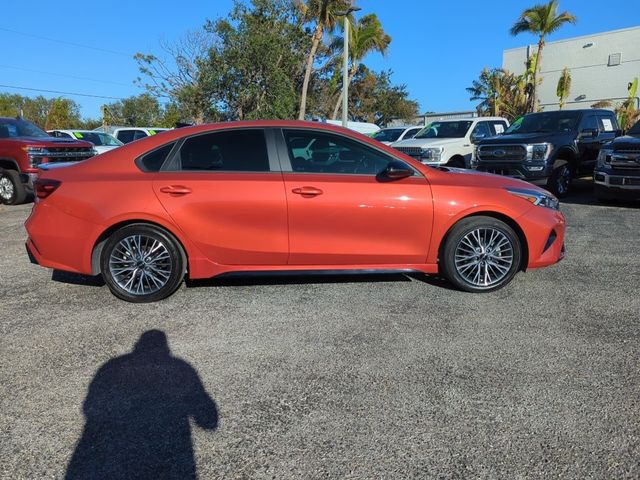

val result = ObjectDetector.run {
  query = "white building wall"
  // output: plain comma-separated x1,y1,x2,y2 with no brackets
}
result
503,26,640,111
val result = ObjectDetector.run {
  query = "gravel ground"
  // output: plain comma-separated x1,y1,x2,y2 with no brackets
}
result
1,188,639,479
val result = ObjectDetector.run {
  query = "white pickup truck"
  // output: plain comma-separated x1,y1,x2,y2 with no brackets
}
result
391,116,509,168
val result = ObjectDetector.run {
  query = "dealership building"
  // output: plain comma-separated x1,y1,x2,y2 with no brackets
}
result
502,26,640,111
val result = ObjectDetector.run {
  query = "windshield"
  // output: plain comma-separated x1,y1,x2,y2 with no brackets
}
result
0,118,49,138
505,111,580,134
71,131,123,146
628,121,640,135
372,128,405,142
415,121,472,139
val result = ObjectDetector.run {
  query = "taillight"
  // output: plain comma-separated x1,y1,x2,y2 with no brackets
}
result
35,178,61,199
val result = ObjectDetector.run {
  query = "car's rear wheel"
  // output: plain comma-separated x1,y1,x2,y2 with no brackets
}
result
440,216,521,293
101,224,185,303
0,169,26,205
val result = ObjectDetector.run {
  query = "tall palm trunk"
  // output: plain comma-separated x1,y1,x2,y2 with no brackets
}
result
330,64,357,120
298,23,324,120
531,37,544,112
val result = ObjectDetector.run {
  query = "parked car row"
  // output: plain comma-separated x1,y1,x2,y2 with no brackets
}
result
0,118,172,205
379,109,639,201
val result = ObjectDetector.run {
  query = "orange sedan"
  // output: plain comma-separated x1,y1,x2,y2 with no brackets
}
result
25,121,565,302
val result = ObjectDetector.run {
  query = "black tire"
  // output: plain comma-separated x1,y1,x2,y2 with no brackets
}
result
0,169,27,205
440,216,522,293
547,163,572,198
100,224,185,303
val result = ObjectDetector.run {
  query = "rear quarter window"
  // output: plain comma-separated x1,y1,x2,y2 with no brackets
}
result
136,142,176,172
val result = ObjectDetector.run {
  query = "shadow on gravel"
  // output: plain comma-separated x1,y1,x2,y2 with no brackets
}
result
52,270,105,287
561,180,639,208
65,330,218,480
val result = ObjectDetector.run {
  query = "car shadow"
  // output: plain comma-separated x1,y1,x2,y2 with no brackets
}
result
52,270,105,287
65,330,218,479
561,179,639,208
187,271,415,288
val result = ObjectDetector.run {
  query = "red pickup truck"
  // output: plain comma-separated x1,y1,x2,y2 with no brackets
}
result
0,117,95,205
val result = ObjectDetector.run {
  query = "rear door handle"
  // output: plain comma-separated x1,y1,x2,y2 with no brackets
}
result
159,185,192,196
292,186,323,197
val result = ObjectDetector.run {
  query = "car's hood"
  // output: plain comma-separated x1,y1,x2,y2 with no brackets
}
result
3,137,93,147
481,132,566,144
432,165,550,193
392,137,463,148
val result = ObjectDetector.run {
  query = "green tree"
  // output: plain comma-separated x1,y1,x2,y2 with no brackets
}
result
556,67,571,109
103,94,163,127
201,0,309,120
330,13,391,119
467,68,530,121
297,0,350,120
349,67,418,125
45,98,81,129
510,0,576,112
135,29,215,124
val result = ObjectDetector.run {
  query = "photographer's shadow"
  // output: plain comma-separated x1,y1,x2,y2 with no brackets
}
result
66,330,218,479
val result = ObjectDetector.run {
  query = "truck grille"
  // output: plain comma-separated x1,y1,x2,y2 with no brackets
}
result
42,147,95,163
477,145,526,162
393,146,422,157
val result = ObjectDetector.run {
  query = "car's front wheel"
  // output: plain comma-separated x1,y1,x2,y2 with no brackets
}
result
440,216,522,292
101,224,185,302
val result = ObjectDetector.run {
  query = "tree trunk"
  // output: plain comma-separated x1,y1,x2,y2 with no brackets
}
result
298,23,324,120
330,64,357,120
531,37,544,113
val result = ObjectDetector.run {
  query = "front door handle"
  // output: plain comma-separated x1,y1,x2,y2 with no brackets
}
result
159,185,192,196
292,186,323,197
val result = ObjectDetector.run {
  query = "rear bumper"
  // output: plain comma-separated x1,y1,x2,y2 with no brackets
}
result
25,202,101,274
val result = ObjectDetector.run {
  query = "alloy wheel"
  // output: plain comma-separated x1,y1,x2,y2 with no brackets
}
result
454,227,514,288
108,234,173,296
555,166,571,196
0,176,14,202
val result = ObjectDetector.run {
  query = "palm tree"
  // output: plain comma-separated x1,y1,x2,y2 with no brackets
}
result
329,13,391,119
466,68,506,117
297,0,351,120
510,0,576,112
556,67,572,109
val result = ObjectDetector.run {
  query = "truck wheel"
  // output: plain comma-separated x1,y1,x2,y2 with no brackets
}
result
547,164,571,198
0,169,27,205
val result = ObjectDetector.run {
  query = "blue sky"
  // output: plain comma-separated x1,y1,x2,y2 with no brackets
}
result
1,0,638,119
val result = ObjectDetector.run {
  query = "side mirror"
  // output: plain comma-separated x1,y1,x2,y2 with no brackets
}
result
471,133,486,143
381,160,414,180
579,128,598,139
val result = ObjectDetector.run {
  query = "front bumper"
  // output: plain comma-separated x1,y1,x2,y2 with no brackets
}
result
594,169,640,193
517,206,566,269
474,162,551,185
19,172,38,194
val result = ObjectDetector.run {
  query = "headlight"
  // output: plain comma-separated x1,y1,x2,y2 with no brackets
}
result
507,187,559,210
597,148,613,168
525,143,551,162
420,146,444,163
22,146,48,168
